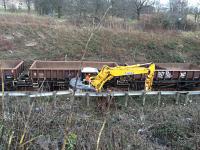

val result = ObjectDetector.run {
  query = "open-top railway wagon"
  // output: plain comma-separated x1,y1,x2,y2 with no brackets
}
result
154,63,200,90
0,60,200,91
29,61,118,91
120,63,200,91
0,60,25,90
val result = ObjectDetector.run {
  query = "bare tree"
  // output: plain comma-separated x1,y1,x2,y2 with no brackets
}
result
25,0,31,13
34,0,63,17
94,0,101,17
154,0,161,13
75,0,88,18
2,0,6,11
169,0,188,16
132,0,155,20
32,0,157,21
191,1,200,23
57,0,64,18
193,7,200,23
169,0,188,30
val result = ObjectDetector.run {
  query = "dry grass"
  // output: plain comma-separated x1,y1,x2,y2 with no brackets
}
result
0,13,199,64
0,95,199,149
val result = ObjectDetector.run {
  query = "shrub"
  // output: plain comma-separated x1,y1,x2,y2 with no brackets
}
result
162,19,171,29
147,41,156,49
164,42,178,50
184,19,197,31
7,4,18,12
138,13,197,31
138,14,165,31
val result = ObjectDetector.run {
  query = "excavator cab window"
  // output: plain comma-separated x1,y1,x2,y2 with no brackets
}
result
81,67,99,85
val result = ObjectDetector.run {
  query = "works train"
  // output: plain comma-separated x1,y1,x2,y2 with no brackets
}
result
0,60,200,91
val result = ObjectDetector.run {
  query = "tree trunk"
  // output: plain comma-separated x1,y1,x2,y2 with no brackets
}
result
195,14,197,23
28,5,31,13
57,0,62,18
136,9,141,20
26,0,31,13
58,6,61,18
3,0,6,11
95,0,100,18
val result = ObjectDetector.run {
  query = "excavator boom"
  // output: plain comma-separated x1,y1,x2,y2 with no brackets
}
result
90,63,155,92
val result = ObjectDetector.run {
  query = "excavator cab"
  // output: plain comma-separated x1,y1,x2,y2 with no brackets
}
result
69,67,99,91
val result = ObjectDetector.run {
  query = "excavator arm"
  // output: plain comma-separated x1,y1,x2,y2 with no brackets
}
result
90,63,155,92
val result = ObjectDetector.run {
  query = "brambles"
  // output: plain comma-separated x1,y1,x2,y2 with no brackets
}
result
0,95,199,149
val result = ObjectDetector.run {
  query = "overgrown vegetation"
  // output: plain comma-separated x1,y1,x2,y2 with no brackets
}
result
0,14,200,64
0,95,199,149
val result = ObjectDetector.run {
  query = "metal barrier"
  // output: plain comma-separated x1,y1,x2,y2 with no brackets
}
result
1,90,199,107
0,90,200,98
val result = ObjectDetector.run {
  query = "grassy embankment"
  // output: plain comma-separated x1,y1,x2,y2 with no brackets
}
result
0,13,200,64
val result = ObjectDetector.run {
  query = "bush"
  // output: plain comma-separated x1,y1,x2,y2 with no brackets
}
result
164,18,197,31
162,19,171,29
150,123,192,149
147,41,156,49
7,4,18,12
184,19,197,31
164,42,178,50
138,13,197,31
138,14,165,31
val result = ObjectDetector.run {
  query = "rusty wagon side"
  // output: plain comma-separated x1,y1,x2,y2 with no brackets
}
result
29,61,118,90
123,63,200,90
0,60,24,90
154,63,200,90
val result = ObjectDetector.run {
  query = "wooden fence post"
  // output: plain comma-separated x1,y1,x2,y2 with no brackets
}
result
86,93,90,107
185,92,190,105
176,92,180,105
53,91,57,109
125,93,128,107
158,92,161,107
53,91,56,99
142,92,146,106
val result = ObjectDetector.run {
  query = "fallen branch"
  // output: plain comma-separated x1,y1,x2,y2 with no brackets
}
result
96,118,106,150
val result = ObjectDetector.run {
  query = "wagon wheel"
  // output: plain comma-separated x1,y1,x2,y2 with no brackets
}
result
130,81,138,90
5,82,14,91
134,81,145,91
43,82,51,91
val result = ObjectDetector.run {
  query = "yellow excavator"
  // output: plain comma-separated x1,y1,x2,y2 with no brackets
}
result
90,63,155,92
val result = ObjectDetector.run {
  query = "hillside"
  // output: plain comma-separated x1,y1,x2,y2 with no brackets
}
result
0,13,200,64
